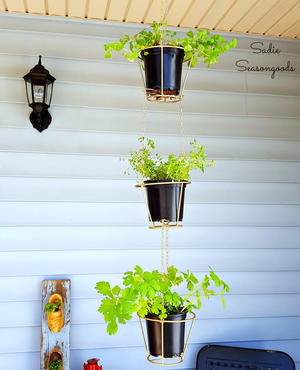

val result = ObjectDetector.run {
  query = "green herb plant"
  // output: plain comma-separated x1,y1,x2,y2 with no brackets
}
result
126,137,214,182
104,21,237,67
44,299,63,314
95,265,229,335
48,359,63,370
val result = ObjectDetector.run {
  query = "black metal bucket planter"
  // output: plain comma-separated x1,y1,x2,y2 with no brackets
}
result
139,46,190,103
138,312,196,366
135,181,190,229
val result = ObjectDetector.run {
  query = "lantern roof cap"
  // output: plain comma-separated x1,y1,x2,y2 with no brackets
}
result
23,55,56,82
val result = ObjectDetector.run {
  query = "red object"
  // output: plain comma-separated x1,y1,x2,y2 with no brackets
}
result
83,358,102,370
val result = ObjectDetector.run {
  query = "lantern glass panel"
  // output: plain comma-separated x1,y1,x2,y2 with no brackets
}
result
33,84,45,103
25,80,33,105
45,82,54,106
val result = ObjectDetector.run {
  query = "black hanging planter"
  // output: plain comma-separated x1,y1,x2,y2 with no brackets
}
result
138,311,196,365
140,46,185,102
145,312,187,358
143,180,189,226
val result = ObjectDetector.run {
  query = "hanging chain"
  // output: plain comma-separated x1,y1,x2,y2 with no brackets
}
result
140,95,148,139
161,223,169,273
178,59,193,155
165,225,169,269
161,226,165,272
159,0,169,24
179,100,184,155
139,89,148,182
159,0,169,45
159,0,164,44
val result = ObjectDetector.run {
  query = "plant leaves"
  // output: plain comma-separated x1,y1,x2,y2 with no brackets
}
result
95,265,229,335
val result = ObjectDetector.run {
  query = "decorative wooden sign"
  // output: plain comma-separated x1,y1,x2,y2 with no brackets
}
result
41,279,71,370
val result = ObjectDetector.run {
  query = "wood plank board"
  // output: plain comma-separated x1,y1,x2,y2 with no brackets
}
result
5,0,24,12
125,0,151,23
0,27,298,61
1,104,300,139
87,0,108,20
1,226,300,252
3,294,300,328
1,271,300,301
0,202,299,227
0,0,6,11
1,316,300,353
1,53,300,93
249,0,299,34
165,0,194,27
0,343,300,370
1,153,300,183
27,0,45,14
143,0,169,24
180,0,215,28
1,0,300,39
282,19,300,38
68,0,86,18
266,3,300,36
2,79,300,118
1,249,300,276
1,178,300,205
48,0,65,16
215,0,258,31
232,0,278,33
107,0,129,21
199,0,236,30
0,127,300,161
41,280,71,370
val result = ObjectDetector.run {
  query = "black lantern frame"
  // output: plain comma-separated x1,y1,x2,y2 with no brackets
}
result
23,56,55,132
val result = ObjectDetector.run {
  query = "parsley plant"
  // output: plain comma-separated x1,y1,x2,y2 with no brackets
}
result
45,299,63,313
95,265,229,335
126,137,214,181
104,22,237,67
48,359,63,370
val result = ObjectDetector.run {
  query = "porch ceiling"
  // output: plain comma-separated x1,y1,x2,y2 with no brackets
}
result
0,0,299,39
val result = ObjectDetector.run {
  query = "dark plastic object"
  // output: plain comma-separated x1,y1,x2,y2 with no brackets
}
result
146,312,187,357
141,47,185,95
196,345,295,370
144,181,187,222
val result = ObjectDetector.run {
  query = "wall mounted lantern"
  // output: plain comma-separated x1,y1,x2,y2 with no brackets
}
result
23,55,55,132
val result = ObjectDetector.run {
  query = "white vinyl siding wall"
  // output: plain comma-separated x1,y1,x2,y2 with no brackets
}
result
0,13,299,370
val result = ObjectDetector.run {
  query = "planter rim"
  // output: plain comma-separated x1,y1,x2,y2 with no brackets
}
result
138,311,195,323
141,45,184,51
135,180,191,188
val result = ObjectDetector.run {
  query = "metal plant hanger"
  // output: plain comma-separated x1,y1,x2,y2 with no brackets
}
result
136,192,196,367
134,2,196,366
138,51,191,103
136,97,189,230
138,312,196,366
138,0,191,103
